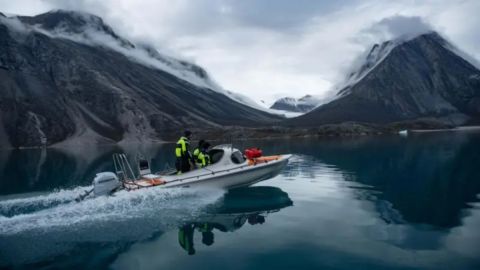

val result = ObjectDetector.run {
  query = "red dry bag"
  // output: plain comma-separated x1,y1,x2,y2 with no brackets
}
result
244,148,262,159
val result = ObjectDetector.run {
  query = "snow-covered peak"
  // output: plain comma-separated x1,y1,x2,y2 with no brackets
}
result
270,95,323,113
298,95,323,106
276,97,297,106
335,31,452,97
336,39,397,96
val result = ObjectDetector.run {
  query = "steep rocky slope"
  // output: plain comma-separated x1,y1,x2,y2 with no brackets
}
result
0,10,279,148
288,32,480,127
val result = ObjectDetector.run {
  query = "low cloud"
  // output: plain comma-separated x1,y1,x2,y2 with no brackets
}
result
0,14,29,33
0,13,218,89
1,0,479,105
1,12,267,110
365,15,434,41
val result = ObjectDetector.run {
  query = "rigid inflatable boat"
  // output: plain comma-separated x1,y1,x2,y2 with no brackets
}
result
87,145,291,198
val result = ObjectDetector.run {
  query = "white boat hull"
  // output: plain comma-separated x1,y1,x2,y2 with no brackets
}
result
162,155,290,189
108,145,292,196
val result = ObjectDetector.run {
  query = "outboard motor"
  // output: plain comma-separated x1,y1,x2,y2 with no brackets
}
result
93,172,121,197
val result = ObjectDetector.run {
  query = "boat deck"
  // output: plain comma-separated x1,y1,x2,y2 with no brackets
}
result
123,177,166,190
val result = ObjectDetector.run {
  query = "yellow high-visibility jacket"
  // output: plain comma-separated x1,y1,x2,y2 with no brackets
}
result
196,152,210,167
175,136,189,158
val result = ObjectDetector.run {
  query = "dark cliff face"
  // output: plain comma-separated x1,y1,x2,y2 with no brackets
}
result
0,11,279,148
288,32,480,127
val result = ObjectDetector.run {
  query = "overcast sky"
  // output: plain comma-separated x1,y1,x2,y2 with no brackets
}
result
1,0,479,105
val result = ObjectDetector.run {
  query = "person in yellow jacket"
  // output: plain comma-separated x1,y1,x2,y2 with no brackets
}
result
193,139,205,164
175,130,194,174
178,224,195,255
196,142,211,168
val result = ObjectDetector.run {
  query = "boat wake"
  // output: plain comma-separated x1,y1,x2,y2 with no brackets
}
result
0,186,91,217
0,186,225,266
0,186,224,235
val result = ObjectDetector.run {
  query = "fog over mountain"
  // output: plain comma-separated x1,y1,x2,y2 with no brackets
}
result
287,31,480,126
0,10,279,148
1,7,479,148
1,1,479,104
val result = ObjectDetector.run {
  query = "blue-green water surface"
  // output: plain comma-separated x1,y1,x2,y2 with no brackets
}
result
0,132,479,269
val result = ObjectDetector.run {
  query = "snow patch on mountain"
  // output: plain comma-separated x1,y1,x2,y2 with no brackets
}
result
275,97,297,106
270,95,324,113
298,95,324,106
266,109,303,118
335,39,397,97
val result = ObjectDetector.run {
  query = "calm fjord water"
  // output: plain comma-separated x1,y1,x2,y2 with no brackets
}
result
0,132,479,269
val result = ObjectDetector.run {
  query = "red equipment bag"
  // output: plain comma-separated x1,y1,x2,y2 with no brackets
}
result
244,148,262,159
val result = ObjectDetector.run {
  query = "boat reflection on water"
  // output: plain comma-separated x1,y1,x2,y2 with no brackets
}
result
177,186,293,255
177,213,267,255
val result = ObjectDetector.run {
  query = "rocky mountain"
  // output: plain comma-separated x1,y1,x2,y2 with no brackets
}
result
287,32,480,126
0,10,279,148
270,95,321,113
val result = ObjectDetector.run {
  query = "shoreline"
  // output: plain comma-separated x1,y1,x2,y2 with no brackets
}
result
3,124,480,151
409,125,480,133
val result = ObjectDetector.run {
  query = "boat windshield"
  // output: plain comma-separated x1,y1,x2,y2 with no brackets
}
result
209,149,225,164
231,150,245,164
